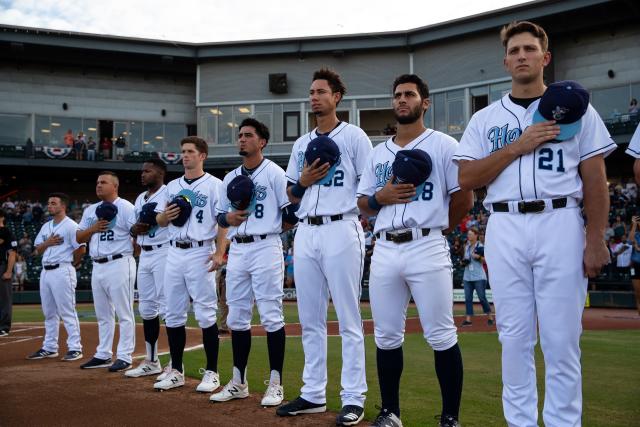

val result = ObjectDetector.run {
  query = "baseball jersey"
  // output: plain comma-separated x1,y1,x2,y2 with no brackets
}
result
78,198,136,258
357,129,460,234
285,122,373,218
625,123,640,158
454,94,617,209
216,159,290,239
613,241,633,267
134,185,169,246
34,216,84,265
157,173,223,242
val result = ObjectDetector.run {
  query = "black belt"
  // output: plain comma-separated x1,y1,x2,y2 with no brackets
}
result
93,254,123,264
234,235,267,244
492,197,567,214
141,244,165,252
171,240,205,249
303,214,343,225
43,264,60,270
375,228,430,244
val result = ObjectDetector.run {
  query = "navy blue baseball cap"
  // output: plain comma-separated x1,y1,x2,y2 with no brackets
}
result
96,201,118,229
305,135,341,185
139,202,158,226
532,80,590,141
227,175,256,212
170,195,193,227
392,149,433,187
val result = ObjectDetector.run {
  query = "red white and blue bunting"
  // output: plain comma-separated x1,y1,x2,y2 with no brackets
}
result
158,152,182,164
42,147,72,159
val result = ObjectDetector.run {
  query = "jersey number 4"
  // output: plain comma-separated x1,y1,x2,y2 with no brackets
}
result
538,148,566,172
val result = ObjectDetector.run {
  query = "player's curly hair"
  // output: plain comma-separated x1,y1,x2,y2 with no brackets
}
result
312,68,347,104
500,21,548,52
239,118,270,144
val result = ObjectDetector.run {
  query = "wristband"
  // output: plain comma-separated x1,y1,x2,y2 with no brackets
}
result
217,213,231,228
291,182,307,199
367,194,383,211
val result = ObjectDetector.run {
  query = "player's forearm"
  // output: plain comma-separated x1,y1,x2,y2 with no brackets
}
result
445,190,474,234
156,212,170,227
5,250,16,275
634,159,640,185
35,243,48,255
581,155,609,244
458,147,519,191
72,247,86,265
357,195,379,217
215,227,229,255
286,185,303,204
76,229,94,244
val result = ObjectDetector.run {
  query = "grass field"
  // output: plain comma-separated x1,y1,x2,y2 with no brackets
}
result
172,330,640,427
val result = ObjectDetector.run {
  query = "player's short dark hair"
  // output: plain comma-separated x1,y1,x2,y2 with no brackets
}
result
48,192,70,207
239,118,270,143
500,21,549,52
392,74,430,100
98,170,119,185
144,158,167,174
312,68,347,104
180,136,208,156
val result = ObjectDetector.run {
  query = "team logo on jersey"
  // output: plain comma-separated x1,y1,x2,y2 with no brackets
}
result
175,189,208,208
254,185,267,201
487,124,522,152
297,149,342,171
374,161,393,187
551,106,569,121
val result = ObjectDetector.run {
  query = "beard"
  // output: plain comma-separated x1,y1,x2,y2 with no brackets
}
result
394,104,423,125
239,150,248,156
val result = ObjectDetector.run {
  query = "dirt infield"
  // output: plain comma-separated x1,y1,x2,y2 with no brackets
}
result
1,307,638,426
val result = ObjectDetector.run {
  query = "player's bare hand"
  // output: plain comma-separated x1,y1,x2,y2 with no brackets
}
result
1,271,10,280
508,121,560,157
226,210,249,226
583,240,610,278
91,219,110,233
164,203,181,221
299,159,330,187
130,223,150,236
375,175,416,205
44,234,64,247
207,252,226,272
632,216,640,225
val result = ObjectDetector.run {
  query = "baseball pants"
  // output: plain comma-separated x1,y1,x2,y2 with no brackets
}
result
137,247,167,320
40,263,82,352
0,262,12,333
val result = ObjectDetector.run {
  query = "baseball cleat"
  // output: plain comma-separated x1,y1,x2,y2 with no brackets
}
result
80,357,112,369
336,405,365,426
438,414,461,427
62,350,83,361
261,380,284,407
461,320,472,327
125,359,162,377
156,364,173,381
209,380,249,402
196,368,220,393
276,396,326,416
26,349,59,360
0,330,9,337
108,359,132,372
370,409,403,427
153,369,185,391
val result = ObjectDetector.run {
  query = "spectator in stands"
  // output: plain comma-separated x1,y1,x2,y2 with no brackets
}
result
87,136,97,161
629,216,640,315
75,132,86,160
115,133,127,160
610,234,633,280
25,137,34,158
461,228,494,327
31,203,44,224
100,137,112,160
0,208,17,336
605,220,615,242
13,254,26,291
18,232,32,259
2,198,15,211
284,246,294,288
613,215,627,237
630,98,639,114
64,129,74,149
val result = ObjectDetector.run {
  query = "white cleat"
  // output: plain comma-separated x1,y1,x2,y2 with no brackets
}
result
153,369,185,391
195,368,220,393
156,363,183,381
209,380,249,402
125,359,162,378
261,380,284,407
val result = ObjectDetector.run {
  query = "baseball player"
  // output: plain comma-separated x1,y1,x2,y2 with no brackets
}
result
211,118,297,406
277,68,372,426
27,193,86,361
77,171,138,372
152,136,228,393
357,74,472,427
454,21,614,426
125,159,170,377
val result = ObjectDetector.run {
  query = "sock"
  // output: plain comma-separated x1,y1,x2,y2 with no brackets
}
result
166,326,186,373
434,343,463,419
231,329,252,383
377,346,403,416
266,327,285,382
143,316,160,362
202,324,219,372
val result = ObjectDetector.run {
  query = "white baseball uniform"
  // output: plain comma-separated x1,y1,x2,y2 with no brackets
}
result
454,94,616,427
134,186,169,321
157,173,222,328
78,198,137,363
624,123,640,158
357,130,459,352
285,122,372,407
216,160,289,333
34,217,84,353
